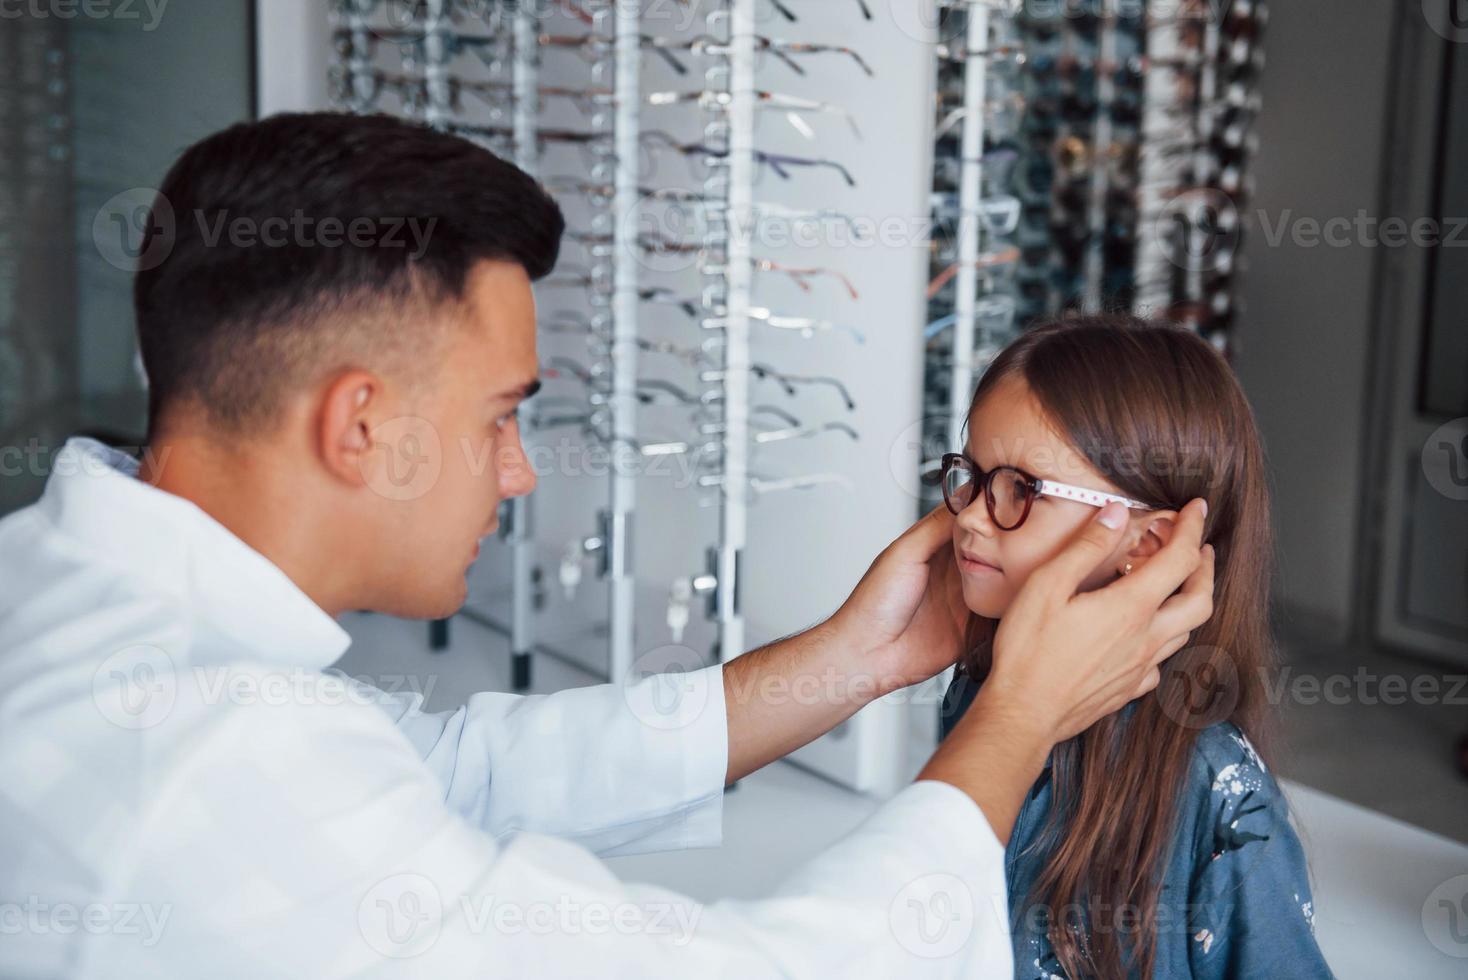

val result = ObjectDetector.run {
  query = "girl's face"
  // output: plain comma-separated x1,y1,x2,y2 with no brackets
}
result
953,374,1175,618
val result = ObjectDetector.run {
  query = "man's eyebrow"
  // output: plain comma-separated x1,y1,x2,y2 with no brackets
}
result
492,378,542,402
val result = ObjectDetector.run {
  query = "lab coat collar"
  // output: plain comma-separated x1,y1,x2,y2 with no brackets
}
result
38,436,352,670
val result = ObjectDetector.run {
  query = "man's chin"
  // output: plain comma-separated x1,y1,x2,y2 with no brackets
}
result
371,579,469,622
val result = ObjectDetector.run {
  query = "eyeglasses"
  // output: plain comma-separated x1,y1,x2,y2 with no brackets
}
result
929,193,1023,235
642,131,856,187
328,70,618,118
923,294,1018,341
700,306,866,345
939,452,1156,528
700,365,856,411
926,246,1021,299
539,32,691,76
331,27,508,70
330,0,508,28
765,0,874,21
647,88,863,141
677,35,875,78
933,94,1028,141
934,42,1026,66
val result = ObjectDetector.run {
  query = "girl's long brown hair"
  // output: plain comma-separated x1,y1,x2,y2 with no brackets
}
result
960,315,1275,979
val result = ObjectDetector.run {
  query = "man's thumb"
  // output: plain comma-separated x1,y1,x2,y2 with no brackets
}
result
1043,501,1128,589
1094,501,1128,532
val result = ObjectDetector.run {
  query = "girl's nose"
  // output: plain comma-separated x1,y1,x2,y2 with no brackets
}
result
954,492,997,538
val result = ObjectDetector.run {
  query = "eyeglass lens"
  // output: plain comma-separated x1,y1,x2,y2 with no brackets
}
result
942,456,1033,529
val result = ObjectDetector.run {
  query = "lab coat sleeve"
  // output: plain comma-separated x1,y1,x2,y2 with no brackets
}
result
333,663,729,858
115,682,1014,980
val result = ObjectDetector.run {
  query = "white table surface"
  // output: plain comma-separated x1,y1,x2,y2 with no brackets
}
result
1284,779,1468,978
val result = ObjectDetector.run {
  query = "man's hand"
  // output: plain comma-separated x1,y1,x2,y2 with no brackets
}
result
722,504,967,785
986,496,1215,743
918,497,1214,843
827,504,970,694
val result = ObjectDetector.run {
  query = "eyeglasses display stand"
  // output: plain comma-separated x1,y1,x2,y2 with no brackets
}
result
921,0,1268,518
327,0,915,794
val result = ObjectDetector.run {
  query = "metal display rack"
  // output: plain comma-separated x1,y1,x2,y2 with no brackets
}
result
0,18,73,448
922,0,1268,507
323,0,1265,788
327,0,869,697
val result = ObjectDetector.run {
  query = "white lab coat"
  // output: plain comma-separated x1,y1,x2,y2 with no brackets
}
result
0,437,1012,978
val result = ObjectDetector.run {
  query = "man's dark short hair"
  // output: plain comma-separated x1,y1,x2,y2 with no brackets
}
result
133,111,565,436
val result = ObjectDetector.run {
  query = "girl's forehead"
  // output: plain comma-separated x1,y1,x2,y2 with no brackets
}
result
965,376,1067,466
965,375,1117,490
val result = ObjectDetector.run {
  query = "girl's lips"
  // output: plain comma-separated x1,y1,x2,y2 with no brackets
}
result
957,551,1001,575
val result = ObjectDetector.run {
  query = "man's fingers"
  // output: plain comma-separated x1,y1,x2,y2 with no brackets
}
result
1030,500,1130,595
1117,497,1208,605
890,501,957,563
1151,543,1215,640
1149,630,1193,669
1131,666,1162,701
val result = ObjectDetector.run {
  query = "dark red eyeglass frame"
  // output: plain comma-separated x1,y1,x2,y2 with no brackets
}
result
940,451,1039,530
940,451,1160,530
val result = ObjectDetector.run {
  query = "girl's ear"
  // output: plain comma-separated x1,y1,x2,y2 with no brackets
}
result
1124,511,1178,569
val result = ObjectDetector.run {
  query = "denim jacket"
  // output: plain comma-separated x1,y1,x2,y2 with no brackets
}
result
940,670,1335,979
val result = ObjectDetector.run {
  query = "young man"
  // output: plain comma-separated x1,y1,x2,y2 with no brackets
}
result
0,113,1212,977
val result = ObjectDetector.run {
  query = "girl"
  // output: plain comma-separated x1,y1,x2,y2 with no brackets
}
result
938,315,1333,979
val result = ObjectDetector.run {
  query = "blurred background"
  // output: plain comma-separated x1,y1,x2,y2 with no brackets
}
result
1,1,1465,974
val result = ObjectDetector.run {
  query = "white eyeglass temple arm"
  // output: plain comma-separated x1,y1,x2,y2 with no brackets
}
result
1033,479,1154,511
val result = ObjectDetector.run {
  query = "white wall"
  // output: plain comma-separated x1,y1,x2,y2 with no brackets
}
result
1232,0,1399,641
254,0,331,116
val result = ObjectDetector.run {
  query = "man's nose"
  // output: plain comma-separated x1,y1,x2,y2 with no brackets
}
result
498,422,537,499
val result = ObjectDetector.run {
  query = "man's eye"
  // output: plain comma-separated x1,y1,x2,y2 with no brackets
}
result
494,412,516,432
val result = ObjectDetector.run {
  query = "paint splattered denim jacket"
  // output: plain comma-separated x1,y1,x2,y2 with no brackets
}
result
940,670,1335,979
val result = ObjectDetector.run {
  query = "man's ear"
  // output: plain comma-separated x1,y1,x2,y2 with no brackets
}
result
317,369,380,487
